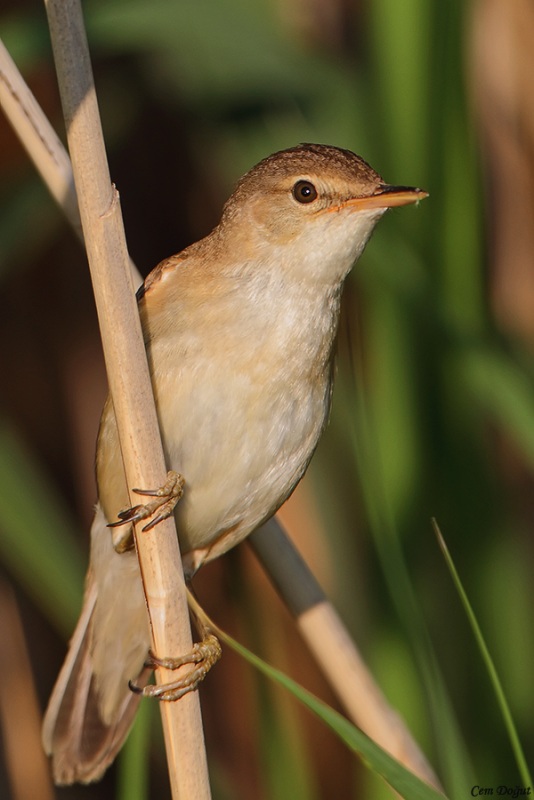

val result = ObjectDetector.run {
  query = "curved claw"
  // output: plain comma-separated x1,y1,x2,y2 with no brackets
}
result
108,505,146,528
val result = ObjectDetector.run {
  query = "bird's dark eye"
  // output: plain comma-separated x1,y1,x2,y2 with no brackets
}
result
292,180,318,204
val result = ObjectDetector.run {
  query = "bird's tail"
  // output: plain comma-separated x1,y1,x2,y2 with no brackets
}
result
42,572,149,784
41,498,154,787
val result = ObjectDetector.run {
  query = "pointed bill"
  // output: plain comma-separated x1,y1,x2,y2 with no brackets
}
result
329,185,428,213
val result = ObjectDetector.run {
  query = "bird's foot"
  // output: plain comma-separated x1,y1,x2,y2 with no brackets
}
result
108,470,185,547
129,634,222,701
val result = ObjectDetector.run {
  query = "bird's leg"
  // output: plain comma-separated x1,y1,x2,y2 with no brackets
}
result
129,588,222,702
129,635,222,702
108,470,185,539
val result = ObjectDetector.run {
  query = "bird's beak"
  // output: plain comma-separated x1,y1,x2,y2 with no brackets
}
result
329,185,428,213
372,184,429,208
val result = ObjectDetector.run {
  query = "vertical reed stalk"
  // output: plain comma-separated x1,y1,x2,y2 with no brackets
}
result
42,1,211,795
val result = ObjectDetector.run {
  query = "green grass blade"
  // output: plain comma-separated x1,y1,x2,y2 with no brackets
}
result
210,620,447,800
433,520,532,787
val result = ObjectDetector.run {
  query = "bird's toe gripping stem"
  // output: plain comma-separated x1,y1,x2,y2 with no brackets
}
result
108,470,185,552
129,634,222,702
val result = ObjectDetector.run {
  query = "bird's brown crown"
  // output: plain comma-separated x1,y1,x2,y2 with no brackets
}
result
223,143,385,218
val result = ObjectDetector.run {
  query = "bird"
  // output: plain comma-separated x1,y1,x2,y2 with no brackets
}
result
41,143,427,784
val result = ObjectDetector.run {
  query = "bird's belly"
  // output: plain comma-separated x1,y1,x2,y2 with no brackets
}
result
155,365,330,565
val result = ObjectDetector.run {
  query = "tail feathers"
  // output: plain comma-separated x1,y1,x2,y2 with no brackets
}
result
42,577,148,785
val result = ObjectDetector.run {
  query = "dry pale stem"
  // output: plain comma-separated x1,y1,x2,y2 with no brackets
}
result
0,38,80,234
0,36,141,284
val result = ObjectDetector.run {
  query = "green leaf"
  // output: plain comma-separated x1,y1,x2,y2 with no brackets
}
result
213,622,447,800
433,520,532,787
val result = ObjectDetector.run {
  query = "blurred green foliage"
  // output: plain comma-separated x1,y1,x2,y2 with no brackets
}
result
0,0,533,798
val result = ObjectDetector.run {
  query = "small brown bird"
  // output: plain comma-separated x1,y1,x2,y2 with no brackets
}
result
42,143,426,784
